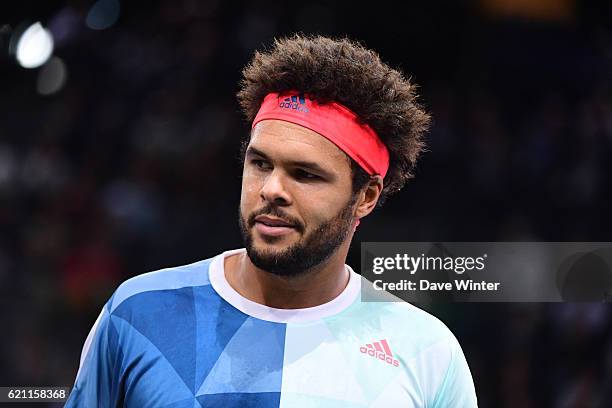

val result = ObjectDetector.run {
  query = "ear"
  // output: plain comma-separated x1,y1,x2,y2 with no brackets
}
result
354,175,383,219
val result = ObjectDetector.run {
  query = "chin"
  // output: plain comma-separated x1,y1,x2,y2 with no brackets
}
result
253,234,295,249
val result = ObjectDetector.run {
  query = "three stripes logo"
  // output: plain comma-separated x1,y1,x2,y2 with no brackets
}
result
279,94,309,113
359,339,400,367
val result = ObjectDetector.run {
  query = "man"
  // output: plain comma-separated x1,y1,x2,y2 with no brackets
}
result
66,35,478,407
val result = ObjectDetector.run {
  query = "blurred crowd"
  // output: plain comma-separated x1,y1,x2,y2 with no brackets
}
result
1,0,611,406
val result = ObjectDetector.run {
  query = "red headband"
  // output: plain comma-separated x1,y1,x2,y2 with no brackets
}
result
252,91,389,178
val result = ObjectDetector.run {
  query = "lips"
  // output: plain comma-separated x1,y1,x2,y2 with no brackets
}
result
254,216,294,228
254,215,296,237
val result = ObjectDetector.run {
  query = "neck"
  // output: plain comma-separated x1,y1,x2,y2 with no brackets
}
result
224,242,351,309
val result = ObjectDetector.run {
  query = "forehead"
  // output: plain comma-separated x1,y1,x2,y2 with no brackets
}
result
249,120,350,170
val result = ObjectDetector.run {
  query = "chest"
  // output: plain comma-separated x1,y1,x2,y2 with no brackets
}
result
118,320,425,407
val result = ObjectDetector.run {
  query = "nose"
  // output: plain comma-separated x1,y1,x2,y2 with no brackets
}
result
260,169,292,206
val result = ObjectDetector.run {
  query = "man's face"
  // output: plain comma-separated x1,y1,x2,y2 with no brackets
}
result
239,119,357,276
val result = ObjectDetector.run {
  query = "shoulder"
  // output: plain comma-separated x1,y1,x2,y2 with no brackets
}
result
106,256,215,314
357,275,456,347
372,301,459,362
389,302,454,339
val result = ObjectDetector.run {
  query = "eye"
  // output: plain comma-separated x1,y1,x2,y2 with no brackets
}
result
251,159,271,170
295,169,320,180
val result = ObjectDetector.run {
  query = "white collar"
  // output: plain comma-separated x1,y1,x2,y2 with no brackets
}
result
208,248,360,323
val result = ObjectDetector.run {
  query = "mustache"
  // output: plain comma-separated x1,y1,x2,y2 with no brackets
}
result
247,204,304,233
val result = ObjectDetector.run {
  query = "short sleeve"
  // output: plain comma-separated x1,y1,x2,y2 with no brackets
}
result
431,336,478,408
64,302,123,407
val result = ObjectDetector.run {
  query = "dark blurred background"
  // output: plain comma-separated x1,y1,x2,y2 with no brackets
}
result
1,0,611,407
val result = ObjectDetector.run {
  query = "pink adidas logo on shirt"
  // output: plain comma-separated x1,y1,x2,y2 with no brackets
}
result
359,339,400,367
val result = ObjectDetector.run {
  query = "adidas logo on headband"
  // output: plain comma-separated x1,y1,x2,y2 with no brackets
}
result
279,94,309,113
253,91,389,177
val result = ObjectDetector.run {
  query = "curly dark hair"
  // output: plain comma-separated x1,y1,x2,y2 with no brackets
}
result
237,34,430,206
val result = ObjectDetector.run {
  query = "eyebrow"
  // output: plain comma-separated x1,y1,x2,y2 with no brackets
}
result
245,146,335,178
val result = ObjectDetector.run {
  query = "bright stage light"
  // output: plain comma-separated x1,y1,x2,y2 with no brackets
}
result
15,22,54,69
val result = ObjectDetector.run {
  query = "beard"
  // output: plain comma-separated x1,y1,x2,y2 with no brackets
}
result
238,196,357,277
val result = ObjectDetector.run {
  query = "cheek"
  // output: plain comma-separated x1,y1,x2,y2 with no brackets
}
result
239,182,254,219
240,170,261,201
299,192,341,225
241,181,257,201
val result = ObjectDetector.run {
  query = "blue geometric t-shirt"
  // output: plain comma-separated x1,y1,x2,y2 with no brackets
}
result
66,248,478,407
